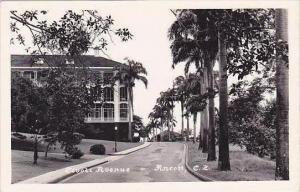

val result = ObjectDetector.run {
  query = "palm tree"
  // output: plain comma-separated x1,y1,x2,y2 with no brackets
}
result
184,73,203,142
200,67,209,153
207,63,217,161
169,10,217,156
113,58,148,142
146,119,160,142
156,90,177,141
275,9,289,180
185,94,207,143
173,76,187,137
217,31,231,170
149,104,165,141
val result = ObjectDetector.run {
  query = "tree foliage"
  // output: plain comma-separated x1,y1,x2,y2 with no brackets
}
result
11,73,49,134
10,10,133,57
228,78,276,157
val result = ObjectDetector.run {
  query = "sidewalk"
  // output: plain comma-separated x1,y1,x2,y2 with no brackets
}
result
16,142,151,184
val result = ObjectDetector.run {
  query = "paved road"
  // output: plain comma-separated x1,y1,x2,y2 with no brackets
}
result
61,142,199,183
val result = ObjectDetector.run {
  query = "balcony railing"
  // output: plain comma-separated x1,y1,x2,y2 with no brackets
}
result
120,117,129,122
85,116,129,123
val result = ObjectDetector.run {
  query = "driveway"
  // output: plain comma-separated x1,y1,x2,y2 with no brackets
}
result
61,142,199,183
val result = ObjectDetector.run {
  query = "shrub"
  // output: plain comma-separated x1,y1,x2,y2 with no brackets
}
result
72,148,84,159
90,144,106,155
133,136,140,143
59,131,85,157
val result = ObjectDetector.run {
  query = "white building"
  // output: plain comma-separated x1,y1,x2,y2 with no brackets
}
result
11,54,132,141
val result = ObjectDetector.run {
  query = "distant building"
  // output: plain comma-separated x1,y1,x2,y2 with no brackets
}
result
11,54,131,141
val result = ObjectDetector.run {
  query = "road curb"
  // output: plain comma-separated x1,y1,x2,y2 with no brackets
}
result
184,143,215,182
17,142,151,184
17,158,110,184
108,142,151,155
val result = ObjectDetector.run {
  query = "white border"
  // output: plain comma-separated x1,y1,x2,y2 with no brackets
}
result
1,1,299,192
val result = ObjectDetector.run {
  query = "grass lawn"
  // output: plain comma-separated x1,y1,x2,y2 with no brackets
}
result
11,137,143,183
11,150,96,183
187,142,276,181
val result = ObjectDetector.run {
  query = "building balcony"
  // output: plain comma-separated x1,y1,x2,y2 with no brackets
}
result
84,116,129,123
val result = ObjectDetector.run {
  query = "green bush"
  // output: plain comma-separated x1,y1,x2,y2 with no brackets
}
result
227,79,276,158
90,144,106,155
59,131,84,157
133,136,140,143
72,148,84,159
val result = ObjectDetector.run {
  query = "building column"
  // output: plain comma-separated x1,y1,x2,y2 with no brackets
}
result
114,79,120,123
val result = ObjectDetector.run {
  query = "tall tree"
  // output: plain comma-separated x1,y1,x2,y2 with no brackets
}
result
173,76,187,137
200,68,209,153
11,74,49,164
113,58,148,142
185,94,207,143
149,104,165,141
158,89,177,141
184,73,205,143
169,10,217,154
169,9,279,169
275,8,289,180
218,32,231,170
207,62,217,161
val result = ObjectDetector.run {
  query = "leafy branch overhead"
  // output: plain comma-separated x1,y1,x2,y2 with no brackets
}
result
10,10,133,56
169,9,288,80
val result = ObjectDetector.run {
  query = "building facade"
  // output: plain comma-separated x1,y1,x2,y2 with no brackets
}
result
11,54,132,141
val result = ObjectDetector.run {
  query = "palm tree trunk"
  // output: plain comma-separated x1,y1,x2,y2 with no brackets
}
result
199,111,203,150
168,122,171,142
218,31,231,170
160,119,164,142
171,108,174,141
181,101,184,136
202,106,208,153
201,68,209,153
193,113,197,143
127,87,133,142
207,61,216,161
275,8,289,180
186,114,190,141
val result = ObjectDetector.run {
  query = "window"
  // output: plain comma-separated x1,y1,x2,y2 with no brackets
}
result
120,103,128,120
24,71,35,80
91,85,103,101
104,87,114,101
103,103,114,120
94,103,102,118
120,87,128,101
37,70,48,81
